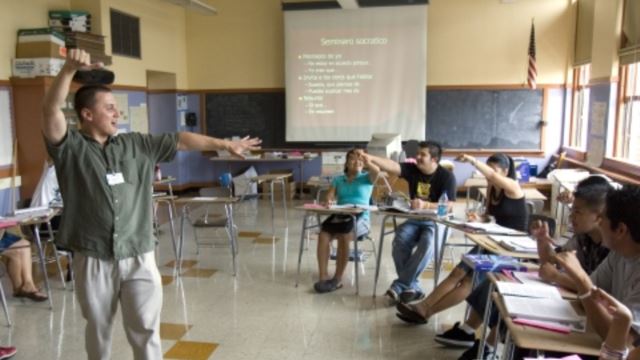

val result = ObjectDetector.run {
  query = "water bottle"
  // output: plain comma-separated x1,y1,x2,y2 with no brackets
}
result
437,192,448,218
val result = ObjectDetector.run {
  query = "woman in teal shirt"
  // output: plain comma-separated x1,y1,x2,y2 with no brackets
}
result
315,149,380,293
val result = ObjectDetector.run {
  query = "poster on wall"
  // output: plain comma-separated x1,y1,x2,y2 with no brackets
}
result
130,104,149,134
114,93,130,124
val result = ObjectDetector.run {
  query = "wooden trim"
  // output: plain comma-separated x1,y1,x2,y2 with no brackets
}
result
0,166,16,178
110,84,147,92
426,84,564,91
0,80,10,86
541,88,549,151
562,146,587,162
589,76,619,85
568,68,578,147
199,92,206,134
602,157,640,179
186,88,285,94
560,156,640,185
443,150,545,157
613,65,627,156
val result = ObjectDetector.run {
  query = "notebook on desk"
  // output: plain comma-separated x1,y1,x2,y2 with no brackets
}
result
461,255,529,272
503,296,586,331
491,235,538,253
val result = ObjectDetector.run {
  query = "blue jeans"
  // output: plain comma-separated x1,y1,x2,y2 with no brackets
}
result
390,219,439,294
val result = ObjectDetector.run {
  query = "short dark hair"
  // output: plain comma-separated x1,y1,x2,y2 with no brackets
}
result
605,185,640,243
418,140,442,162
487,153,516,179
74,85,111,122
573,183,612,211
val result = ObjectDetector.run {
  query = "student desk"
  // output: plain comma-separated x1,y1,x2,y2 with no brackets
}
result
245,174,290,234
2,208,63,314
371,210,450,297
152,194,178,263
475,272,599,360
153,176,176,197
210,156,319,199
491,292,601,359
295,205,364,294
173,197,240,276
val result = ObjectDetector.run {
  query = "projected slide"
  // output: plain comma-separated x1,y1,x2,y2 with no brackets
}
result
285,6,427,142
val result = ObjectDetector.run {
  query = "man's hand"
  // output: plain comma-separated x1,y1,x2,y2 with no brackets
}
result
592,287,633,321
64,49,102,72
530,220,555,246
454,154,476,164
410,198,426,210
538,262,560,283
554,251,593,292
226,136,261,159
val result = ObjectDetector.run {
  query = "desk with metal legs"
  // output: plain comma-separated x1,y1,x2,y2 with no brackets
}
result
294,206,363,294
372,210,450,298
173,197,240,276
245,174,290,234
152,195,178,262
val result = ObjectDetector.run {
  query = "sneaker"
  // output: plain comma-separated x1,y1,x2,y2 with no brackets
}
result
399,289,425,304
458,340,493,360
0,346,17,359
434,322,476,348
313,278,343,294
385,288,399,305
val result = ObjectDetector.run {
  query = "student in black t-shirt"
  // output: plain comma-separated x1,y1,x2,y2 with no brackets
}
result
355,141,456,304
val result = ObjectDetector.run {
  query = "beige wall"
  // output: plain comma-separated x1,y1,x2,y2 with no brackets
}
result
0,0,189,88
0,0,580,88
186,0,284,90
427,0,573,86
0,0,70,80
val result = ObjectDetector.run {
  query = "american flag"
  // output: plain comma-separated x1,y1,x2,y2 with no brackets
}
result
527,21,537,89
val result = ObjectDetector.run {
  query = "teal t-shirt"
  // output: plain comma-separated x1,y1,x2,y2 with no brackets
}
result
332,172,374,221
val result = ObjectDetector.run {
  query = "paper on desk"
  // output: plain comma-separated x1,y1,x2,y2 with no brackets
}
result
496,281,562,299
513,271,548,286
491,235,538,252
503,296,586,330
463,222,525,235
329,204,378,211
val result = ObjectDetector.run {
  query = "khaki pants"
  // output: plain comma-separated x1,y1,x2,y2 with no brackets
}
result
74,251,163,360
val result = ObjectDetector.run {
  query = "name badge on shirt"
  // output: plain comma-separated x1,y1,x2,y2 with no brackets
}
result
106,172,125,186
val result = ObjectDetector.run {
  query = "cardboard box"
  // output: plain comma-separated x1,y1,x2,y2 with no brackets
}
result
259,170,295,200
12,58,65,78
262,181,296,201
16,41,66,59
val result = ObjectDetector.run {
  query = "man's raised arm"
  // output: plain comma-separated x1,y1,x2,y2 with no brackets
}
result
42,49,98,144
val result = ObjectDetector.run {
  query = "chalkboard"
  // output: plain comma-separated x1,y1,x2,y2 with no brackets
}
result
205,92,285,147
426,89,544,150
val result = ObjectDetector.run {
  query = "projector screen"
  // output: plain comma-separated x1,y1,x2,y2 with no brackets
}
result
284,6,427,142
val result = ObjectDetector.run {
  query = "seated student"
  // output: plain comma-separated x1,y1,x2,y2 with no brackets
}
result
591,288,640,360
355,142,456,303
427,178,613,359
395,153,526,324
314,149,380,293
554,185,640,355
0,229,48,302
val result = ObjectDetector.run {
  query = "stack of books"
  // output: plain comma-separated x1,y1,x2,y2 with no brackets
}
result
49,10,91,33
490,235,538,253
461,254,529,272
64,31,112,65
13,28,66,77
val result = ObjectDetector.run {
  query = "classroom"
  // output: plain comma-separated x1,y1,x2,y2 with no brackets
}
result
0,0,639,359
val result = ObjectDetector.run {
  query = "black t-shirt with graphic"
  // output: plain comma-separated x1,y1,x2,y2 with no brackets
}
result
400,163,457,202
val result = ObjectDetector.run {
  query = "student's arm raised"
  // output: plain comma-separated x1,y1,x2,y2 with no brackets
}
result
455,154,523,199
42,49,101,145
354,149,401,177
555,251,613,339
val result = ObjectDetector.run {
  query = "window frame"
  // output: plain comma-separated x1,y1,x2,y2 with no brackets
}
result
565,65,591,157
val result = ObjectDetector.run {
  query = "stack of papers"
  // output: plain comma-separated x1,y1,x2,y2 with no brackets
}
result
458,222,526,235
496,281,586,332
491,235,538,253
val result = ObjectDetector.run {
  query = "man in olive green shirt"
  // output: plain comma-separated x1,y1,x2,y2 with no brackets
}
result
42,49,261,360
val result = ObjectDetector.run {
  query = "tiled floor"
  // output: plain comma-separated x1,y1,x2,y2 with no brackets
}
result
0,198,475,359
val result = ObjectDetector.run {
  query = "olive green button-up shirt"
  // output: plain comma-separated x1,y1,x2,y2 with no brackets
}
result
46,129,178,260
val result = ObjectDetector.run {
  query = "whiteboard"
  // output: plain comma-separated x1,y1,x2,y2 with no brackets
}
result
0,89,13,166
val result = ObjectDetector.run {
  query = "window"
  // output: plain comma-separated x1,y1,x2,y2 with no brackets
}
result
568,65,591,150
110,9,141,58
614,62,640,164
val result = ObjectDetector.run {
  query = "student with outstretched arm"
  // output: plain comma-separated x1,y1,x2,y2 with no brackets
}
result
41,49,261,360
355,141,456,304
